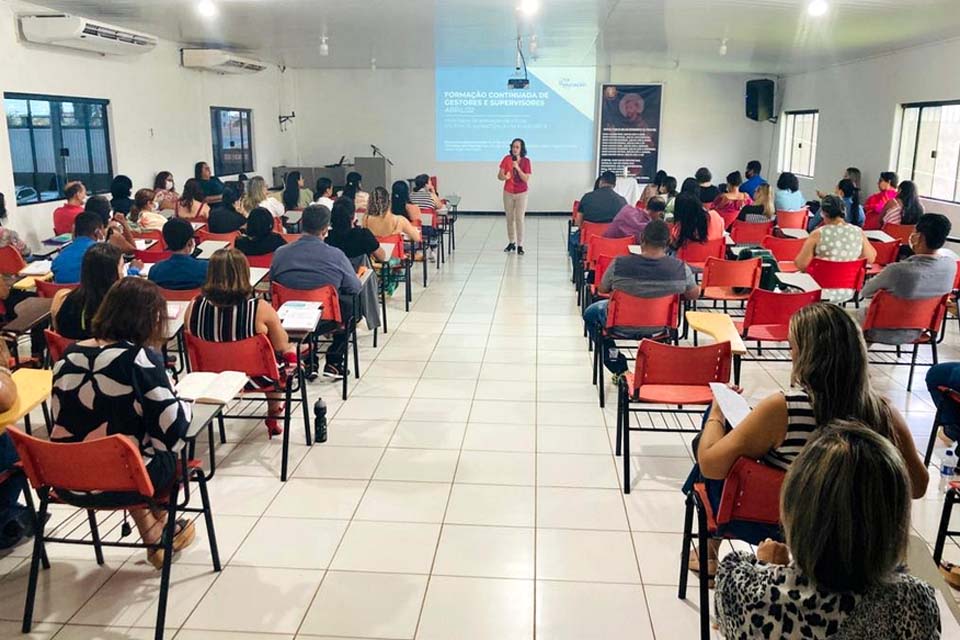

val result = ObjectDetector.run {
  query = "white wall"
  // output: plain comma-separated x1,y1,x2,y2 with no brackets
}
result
0,0,295,249
773,37,960,226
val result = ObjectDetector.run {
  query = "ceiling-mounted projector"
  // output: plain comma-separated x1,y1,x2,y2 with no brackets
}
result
508,78,529,89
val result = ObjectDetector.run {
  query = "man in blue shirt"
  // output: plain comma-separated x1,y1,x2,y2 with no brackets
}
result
52,213,102,283
270,204,361,379
740,160,767,199
148,218,208,290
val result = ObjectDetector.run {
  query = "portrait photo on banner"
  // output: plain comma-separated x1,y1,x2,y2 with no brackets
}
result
597,84,663,182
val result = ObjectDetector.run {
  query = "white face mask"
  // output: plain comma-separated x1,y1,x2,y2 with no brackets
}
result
165,180,174,190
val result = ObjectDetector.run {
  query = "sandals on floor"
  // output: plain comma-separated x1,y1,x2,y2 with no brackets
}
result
940,561,960,590
146,518,196,569
688,547,718,588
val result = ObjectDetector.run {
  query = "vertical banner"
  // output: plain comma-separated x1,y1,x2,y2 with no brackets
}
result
597,84,663,182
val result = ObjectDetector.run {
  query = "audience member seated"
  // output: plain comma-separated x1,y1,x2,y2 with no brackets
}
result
53,181,87,236
711,171,753,225
148,218,208,290
243,176,285,218
51,277,195,569
639,170,667,208
860,213,956,342
740,159,767,198
409,174,443,211
86,195,136,254
50,243,123,340
109,175,134,216
391,180,422,224
236,207,287,257
659,175,678,214
152,171,179,212
603,199,661,244
208,186,247,234
313,177,335,210
583,220,699,374
795,195,876,303
774,171,805,211
882,179,924,226
195,161,224,202
689,303,928,577
327,197,387,264
817,166,862,199
716,421,939,639
837,177,865,226
671,193,724,250
343,171,370,211
695,167,719,204
576,171,627,225
362,187,422,242
865,171,898,221
177,179,211,221
132,188,167,231
679,177,701,200
0,192,31,259
52,213,103,284
270,205,362,379
737,183,776,222
186,248,295,436
282,171,313,211
927,362,960,446
0,339,37,550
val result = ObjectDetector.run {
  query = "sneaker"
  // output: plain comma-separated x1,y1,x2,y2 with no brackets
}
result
517,246,525,255
322,363,345,380
503,243,516,252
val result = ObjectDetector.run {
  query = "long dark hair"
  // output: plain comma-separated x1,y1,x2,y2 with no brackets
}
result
652,170,668,189
110,175,132,200
245,207,274,239
897,180,924,225
154,171,173,191
194,162,207,180
329,197,355,238
70,243,122,331
838,178,861,224
510,138,527,158
179,179,204,206
673,193,708,247
680,177,700,199
391,180,411,216
283,171,302,210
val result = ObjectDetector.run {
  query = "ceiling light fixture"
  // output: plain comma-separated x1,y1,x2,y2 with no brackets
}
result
719,38,728,56
197,0,217,18
807,0,829,17
319,35,329,56
371,57,377,71
517,0,540,17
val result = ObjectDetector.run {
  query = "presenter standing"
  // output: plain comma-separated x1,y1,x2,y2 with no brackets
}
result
498,138,532,255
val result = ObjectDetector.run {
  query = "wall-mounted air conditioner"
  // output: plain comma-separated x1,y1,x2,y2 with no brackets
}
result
19,14,158,55
181,49,268,74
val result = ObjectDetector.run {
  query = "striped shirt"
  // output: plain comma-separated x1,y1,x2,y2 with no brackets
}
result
409,189,436,211
762,389,817,471
188,296,259,343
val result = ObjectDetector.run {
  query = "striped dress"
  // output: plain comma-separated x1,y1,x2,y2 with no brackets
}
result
188,296,276,389
762,389,817,471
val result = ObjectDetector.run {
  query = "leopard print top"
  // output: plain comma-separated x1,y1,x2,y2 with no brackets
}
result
716,551,941,639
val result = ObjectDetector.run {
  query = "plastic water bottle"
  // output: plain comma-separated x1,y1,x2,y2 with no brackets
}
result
939,449,956,491
313,398,327,444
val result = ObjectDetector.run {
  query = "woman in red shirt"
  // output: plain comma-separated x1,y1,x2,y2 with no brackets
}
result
498,138,532,255
863,171,898,229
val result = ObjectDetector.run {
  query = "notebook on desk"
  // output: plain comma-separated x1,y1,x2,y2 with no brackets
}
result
176,371,248,405
775,272,821,292
18,260,52,276
278,301,323,331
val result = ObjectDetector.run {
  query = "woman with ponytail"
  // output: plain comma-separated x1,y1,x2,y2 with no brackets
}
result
837,178,864,226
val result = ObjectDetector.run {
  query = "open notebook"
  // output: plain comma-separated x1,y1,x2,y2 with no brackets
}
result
176,371,247,405
278,301,323,332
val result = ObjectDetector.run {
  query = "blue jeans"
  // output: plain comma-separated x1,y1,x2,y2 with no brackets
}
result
927,363,960,441
568,229,581,260
583,299,608,337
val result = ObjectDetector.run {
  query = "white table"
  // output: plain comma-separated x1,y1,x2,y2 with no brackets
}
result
775,272,821,292
614,177,642,207
865,230,896,243
134,239,157,251
379,242,396,259
196,240,229,260
164,301,189,339
190,222,206,231
779,228,809,239
249,267,270,287
628,245,642,255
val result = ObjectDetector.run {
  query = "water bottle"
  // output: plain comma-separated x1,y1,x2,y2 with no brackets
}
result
939,449,956,491
313,398,327,444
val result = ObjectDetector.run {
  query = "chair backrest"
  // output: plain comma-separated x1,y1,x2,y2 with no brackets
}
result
43,328,75,363
594,254,615,289
134,249,172,263
185,332,280,380
244,253,273,269
579,221,611,247
196,229,240,245
676,237,726,265
586,235,633,266
606,291,680,331
133,229,164,246
862,290,949,335
632,339,731,390
775,209,808,230
0,246,28,274
881,223,916,245
269,281,342,323
715,457,786,526
35,280,78,299
863,209,884,231
741,288,822,332
158,287,201,302
281,233,302,244
869,240,900,267
273,216,285,233
729,221,774,245
761,235,805,263
375,233,407,260
7,427,155,496
701,257,762,290
806,258,867,291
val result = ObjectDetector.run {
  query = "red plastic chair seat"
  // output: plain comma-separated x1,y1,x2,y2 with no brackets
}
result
778,262,799,273
734,321,790,342
693,483,719,533
702,286,751,301
627,379,715,405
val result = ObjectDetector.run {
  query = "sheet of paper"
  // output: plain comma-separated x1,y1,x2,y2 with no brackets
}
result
248,267,269,287
778,228,809,239
18,260,52,276
196,240,229,260
864,230,896,243
775,271,821,292
166,302,184,319
190,222,205,231
278,301,323,331
709,383,752,429
628,245,642,255
134,239,156,251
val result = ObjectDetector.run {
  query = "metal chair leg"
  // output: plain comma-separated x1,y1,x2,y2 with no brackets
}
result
678,491,695,598
154,488,178,640
196,471,222,572
934,487,958,565
21,490,50,634
87,510,105,565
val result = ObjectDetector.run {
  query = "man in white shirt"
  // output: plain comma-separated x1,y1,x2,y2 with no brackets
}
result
313,177,336,210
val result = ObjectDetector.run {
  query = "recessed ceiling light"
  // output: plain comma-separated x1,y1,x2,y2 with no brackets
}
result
197,0,217,18
807,0,829,17
518,0,540,17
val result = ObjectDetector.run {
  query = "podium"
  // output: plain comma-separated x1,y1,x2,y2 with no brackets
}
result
272,157,391,193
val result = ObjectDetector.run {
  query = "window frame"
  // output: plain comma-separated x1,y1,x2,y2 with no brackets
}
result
777,109,820,179
209,106,254,177
896,99,960,205
4,91,114,206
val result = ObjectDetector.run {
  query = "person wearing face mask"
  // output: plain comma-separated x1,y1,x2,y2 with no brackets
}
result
153,172,179,212
52,212,104,283
53,181,88,235
498,137,532,255
132,189,168,231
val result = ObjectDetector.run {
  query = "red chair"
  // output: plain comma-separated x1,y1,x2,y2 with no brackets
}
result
35,280,78,299
805,258,867,303
862,290,949,391
134,249,172,263
676,238,726,271
157,287,200,302
761,236,805,272
133,229,164,249
419,207,445,267
7,427,219,640
863,209,884,231
699,257,762,307
774,209,808,230
375,233,413,312
679,457,786,640
736,288,822,344
617,340,731,492
0,246,27,274
575,222,612,299
729,221,773,245
582,235,632,307
594,292,681,407
866,240,900,276
244,253,273,269
273,216,286,233
587,254,616,305
882,223,916,245
195,229,239,245
43,329,75,364
186,333,309,481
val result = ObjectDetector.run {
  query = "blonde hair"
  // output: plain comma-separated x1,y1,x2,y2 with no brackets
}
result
367,186,390,217
754,183,775,219
201,247,254,306
242,176,270,213
782,420,910,593
788,302,893,438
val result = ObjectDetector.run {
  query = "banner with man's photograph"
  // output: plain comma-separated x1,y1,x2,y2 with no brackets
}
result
597,84,663,182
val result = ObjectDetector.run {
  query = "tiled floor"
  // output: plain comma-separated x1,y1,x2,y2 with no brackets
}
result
2,215,960,639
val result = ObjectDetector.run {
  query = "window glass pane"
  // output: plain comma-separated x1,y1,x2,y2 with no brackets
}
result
931,104,960,201
211,107,253,175
913,106,941,197
29,100,51,127
62,129,90,174
897,107,920,181
60,102,81,127
796,115,812,176
807,113,819,176
88,104,104,128
5,99,29,128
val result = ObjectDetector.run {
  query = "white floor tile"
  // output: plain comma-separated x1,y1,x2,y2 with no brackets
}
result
535,580,654,640
537,487,629,531
355,481,451,523
417,576,534,640
433,525,535,579
374,448,460,482
292,445,384,480
265,478,367,519
462,423,537,452
455,451,536,486
231,517,348,569
331,521,441,574
444,484,536,527
390,420,467,449
536,529,641,583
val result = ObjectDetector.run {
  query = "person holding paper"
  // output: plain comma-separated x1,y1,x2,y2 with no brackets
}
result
687,303,927,579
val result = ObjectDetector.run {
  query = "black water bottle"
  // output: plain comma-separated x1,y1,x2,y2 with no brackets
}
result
313,398,328,443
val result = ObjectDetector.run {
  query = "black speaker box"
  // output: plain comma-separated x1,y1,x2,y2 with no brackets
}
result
746,79,775,121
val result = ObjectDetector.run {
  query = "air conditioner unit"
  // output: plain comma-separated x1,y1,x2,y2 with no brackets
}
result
19,14,158,55
181,49,268,74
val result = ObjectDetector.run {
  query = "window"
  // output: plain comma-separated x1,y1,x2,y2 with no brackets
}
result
778,110,819,178
210,107,253,176
4,93,113,205
897,101,960,203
